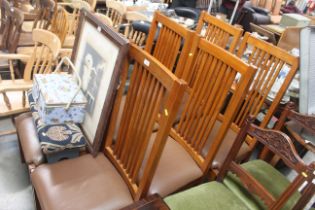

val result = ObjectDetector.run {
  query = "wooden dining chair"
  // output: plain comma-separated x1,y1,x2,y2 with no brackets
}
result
140,35,256,198
30,44,187,209
0,29,61,118
123,11,149,37
164,117,315,210
206,32,299,173
195,11,243,54
145,12,195,85
261,102,315,165
95,13,113,27
50,6,69,46
105,0,127,31
126,20,151,47
32,0,55,30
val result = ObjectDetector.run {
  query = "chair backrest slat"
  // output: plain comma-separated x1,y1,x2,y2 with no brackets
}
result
195,11,243,54
104,44,187,200
171,37,256,172
145,12,195,84
105,0,126,30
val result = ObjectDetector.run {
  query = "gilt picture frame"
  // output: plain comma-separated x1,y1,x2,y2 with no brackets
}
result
71,9,129,156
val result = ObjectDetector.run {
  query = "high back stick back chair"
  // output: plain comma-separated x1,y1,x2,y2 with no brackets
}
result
50,6,69,46
127,20,151,47
0,29,61,117
205,32,299,171
164,117,315,210
105,0,126,31
7,7,25,54
145,12,195,85
169,35,256,174
124,11,149,38
30,44,187,210
33,0,55,30
195,11,243,54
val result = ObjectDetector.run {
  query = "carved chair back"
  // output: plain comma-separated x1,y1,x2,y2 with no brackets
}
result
105,0,126,31
51,6,69,45
104,44,187,200
232,32,299,151
195,11,243,54
33,0,55,30
217,117,315,210
260,102,315,163
170,36,256,173
124,11,149,38
145,12,195,85
1,0,11,50
7,7,24,53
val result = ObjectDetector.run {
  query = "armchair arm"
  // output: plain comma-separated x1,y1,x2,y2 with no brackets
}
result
0,53,31,61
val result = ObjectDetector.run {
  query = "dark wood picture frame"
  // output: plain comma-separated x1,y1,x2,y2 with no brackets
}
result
71,8,129,156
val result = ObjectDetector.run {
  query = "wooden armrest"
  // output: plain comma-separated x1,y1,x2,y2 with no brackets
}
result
0,53,31,61
0,80,33,92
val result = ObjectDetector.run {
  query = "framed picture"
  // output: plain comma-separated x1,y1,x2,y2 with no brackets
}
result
71,8,129,156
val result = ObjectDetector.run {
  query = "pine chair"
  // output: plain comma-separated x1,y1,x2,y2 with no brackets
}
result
50,6,70,46
145,12,195,85
127,20,151,47
30,44,187,209
261,102,315,164
0,29,61,118
195,11,243,54
141,35,256,197
164,117,315,210
206,32,299,171
123,11,149,37
95,13,113,27
105,0,127,31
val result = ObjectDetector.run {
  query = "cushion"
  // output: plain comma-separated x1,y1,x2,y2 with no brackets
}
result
223,160,301,210
164,182,250,210
146,133,203,197
202,120,250,169
15,112,44,166
28,91,86,154
31,154,133,210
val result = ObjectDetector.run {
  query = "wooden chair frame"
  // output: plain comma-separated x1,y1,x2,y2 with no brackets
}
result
145,12,195,86
195,11,243,54
124,11,149,37
1,0,11,50
0,29,61,118
218,116,315,210
51,6,69,45
104,44,187,200
169,35,256,173
105,0,126,31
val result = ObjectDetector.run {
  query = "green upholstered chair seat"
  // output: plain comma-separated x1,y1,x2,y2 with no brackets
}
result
223,160,301,210
164,182,250,210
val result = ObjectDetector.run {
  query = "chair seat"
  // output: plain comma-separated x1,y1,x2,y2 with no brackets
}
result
31,154,133,210
202,120,251,169
146,133,203,197
223,160,301,210
164,182,250,210
15,112,44,166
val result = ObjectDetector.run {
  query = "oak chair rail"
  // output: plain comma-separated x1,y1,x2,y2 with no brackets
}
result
195,11,243,54
104,44,187,200
169,35,256,173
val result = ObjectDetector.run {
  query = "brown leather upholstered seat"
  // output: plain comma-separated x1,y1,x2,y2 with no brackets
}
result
15,112,44,166
202,120,250,169
31,154,133,210
146,133,203,197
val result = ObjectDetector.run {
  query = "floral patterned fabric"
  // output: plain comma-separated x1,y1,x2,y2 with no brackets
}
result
28,91,86,154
